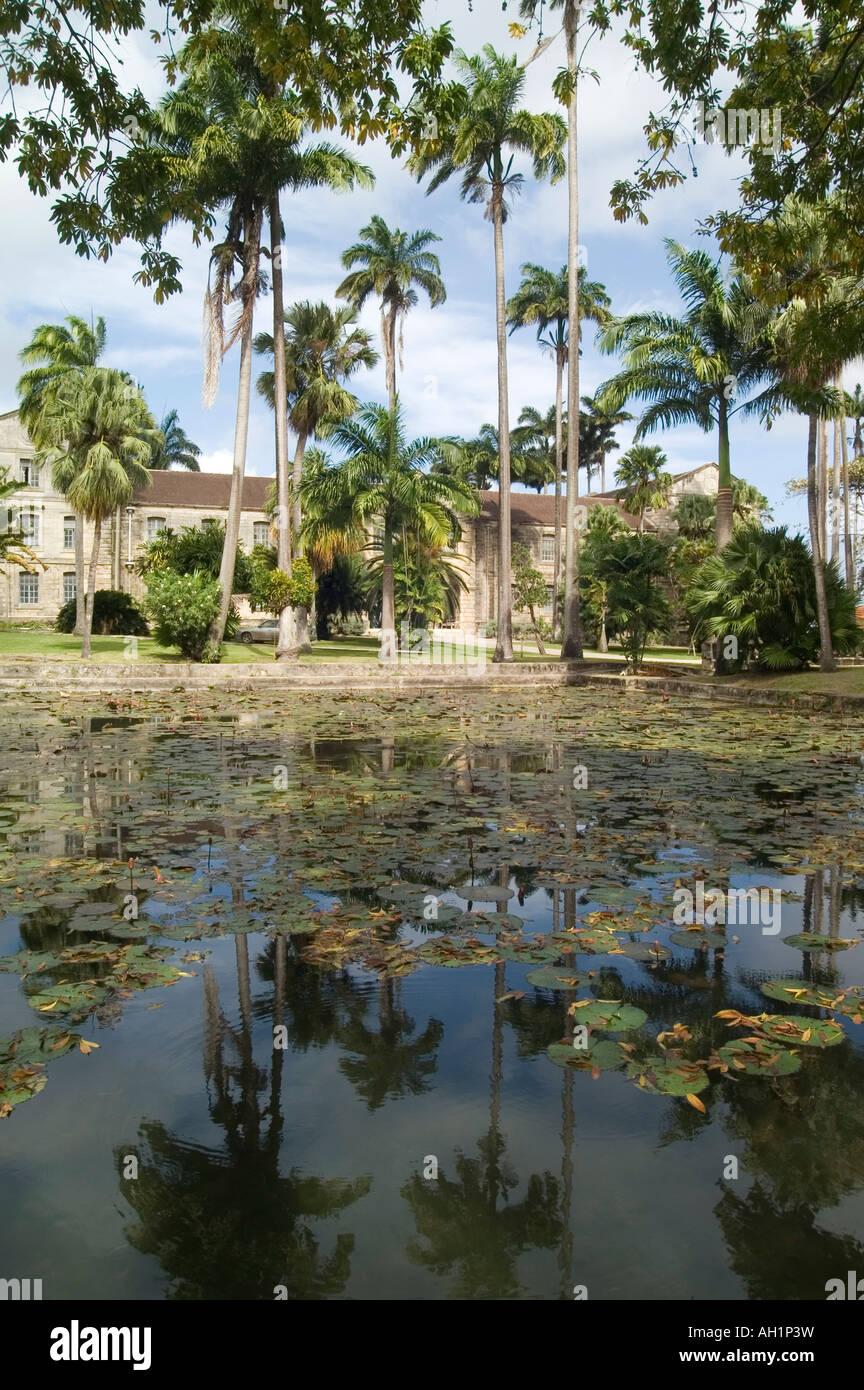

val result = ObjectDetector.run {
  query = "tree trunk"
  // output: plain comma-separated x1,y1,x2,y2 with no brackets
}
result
818,417,829,561
210,214,260,648
832,379,842,565
598,608,608,653
492,189,513,663
529,604,546,655
380,525,396,662
291,429,311,651
74,511,85,635
561,6,583,660
384,305,397,415
842,406,853,589
552,346,564,639
716,394,733,549
601,457,606,494
270,192,297,663
807,413,836,672
80,514,101,660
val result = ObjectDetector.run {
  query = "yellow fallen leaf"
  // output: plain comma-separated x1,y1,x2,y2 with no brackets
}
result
38,1000,58,1011
78,1039,99,1054
147,1003,165,1011
801,1028,812,1042
686,1093,706,1112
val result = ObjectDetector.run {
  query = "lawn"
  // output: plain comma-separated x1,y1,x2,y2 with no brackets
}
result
0,629,703,666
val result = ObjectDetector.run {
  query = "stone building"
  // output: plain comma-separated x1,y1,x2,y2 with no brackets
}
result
0,407,719,631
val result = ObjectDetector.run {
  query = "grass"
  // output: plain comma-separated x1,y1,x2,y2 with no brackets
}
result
694,666,864,697
0,629,703,667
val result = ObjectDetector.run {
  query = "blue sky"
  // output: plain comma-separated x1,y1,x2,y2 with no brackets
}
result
1,0,859,533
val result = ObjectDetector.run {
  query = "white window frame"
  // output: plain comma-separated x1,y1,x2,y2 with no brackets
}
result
540,536,555,563
62,572,77,604
19,509,40,546
253,521,270,546
147,516,166,540
19,572,39,605
63,516,76,550
18,459,39,488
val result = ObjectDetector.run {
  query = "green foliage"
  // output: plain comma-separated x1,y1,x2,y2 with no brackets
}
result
150,409,202,471
614,444,672,525
56,590,148,636
137,523,252,593
591,531,672,669
578,505,628,647
144,570,222,662
366,534,467,630
686,524,861,670
315,553,370,638
285,557,316,611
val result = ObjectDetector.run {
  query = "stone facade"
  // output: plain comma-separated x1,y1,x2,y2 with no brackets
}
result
0,409,719,631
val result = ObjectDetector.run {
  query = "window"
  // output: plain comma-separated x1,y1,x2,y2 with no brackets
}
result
63,516,76,549
63,573,76,604
253,521,269,546
18,459,39,488
19,572,39,605
147,516,166,540
19,509,39,546
540,536,555,563
202,517,217,529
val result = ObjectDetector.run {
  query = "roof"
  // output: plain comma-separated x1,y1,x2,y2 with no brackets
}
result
133,470,272,511
478,489,651,532
602,462,717,499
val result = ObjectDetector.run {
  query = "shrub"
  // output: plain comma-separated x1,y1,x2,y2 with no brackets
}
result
56,589,148,636
144,571,222,662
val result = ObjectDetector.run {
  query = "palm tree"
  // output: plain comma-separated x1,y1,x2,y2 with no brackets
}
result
433,425,500,491
512,405,558,494
507,263,610,633
35,368,156,658
615,444,672,530
17,314,106,634
149,409,202,471
255,302,377,650
751,198,864,671
154,23,372,649
300,401,479,659
336,216,446,413
411,46,565,662
597,240,779,551
579,394,632,494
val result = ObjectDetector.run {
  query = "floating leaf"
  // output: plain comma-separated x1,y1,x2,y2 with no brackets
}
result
568,1000,648,1031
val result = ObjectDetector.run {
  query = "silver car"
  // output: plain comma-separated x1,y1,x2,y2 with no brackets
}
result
236,618,279,645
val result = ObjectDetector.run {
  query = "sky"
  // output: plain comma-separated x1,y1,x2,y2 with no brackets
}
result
0,0,859,533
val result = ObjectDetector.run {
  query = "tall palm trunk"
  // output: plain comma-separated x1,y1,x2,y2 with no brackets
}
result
818,417,828,561
561,2,583,660
491,186,513,663
291,429,311,651
552,345,565,638
270,192,296,663
380,526,396,662
842,403,853,589
716,394,733,549
383,305,397,414
807,412,836,672
211,215,261,646
80,514,101,659
74,512,85,635
832,381,842,565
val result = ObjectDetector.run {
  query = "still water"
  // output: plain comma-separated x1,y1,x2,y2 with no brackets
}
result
1,686,863,1300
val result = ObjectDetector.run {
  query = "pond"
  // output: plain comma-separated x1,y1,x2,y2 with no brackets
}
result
1,685,864,1300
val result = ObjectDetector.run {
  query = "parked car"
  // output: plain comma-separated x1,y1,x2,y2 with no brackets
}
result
236,618,279,645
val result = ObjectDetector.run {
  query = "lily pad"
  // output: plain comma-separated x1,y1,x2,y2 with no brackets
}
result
761,979,839,1008
759,1014,844,1048
782,933,860,952
546,1039,623,1071
568,999,648,1031
626,1056,710,1095
716,1038,802,1076
670,929,726,950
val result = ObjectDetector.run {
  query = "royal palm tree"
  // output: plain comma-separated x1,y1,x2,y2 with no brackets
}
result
149,409,202,471
154,24,371,648
749,198,864,671
336,216,446,413
300,401,479,660
512,405,558,494
255,302,377,649
411,45,566,662
35,368,157,658
579,394,632,494
17,314,107,633
615,444,672,530
597,240,779,550
507,263,610,632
